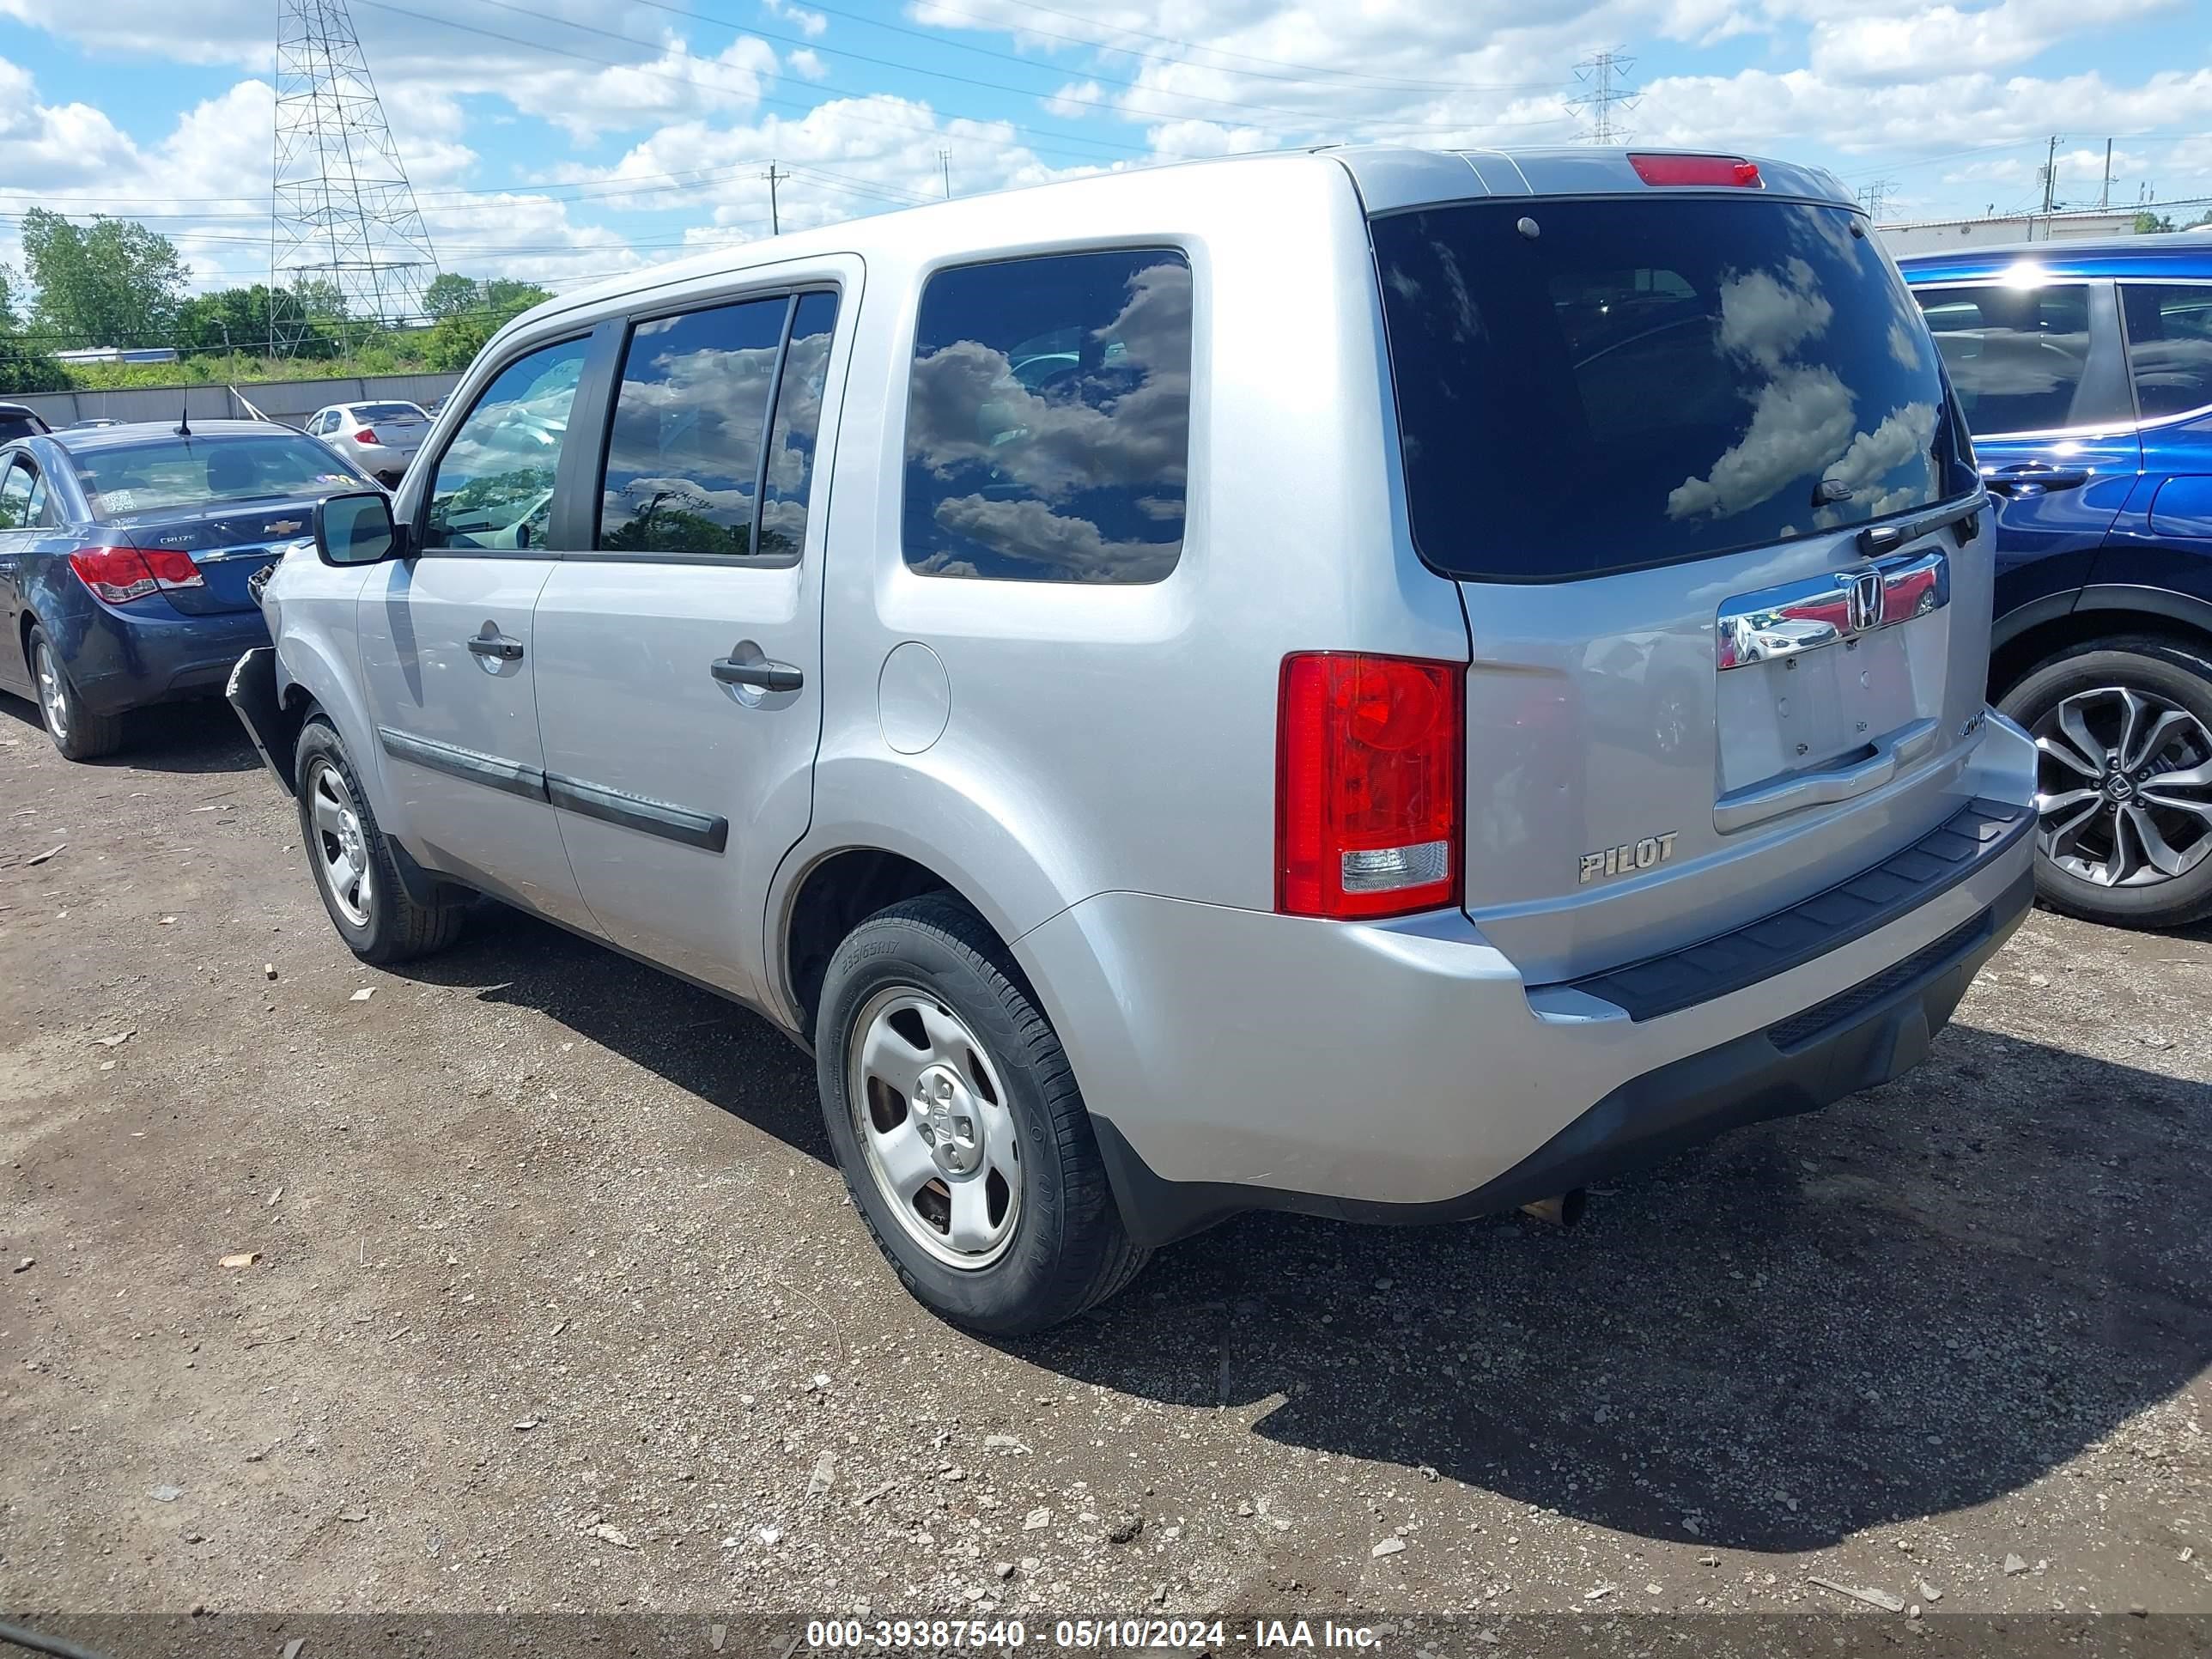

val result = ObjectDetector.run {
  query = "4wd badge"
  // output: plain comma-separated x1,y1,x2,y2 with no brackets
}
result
1579,831,1679,884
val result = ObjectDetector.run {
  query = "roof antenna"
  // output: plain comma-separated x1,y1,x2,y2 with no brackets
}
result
177,404,191,438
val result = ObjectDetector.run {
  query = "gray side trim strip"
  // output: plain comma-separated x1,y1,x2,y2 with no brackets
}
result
546,771,729,854
376,726,547,801
2075,583,2212,637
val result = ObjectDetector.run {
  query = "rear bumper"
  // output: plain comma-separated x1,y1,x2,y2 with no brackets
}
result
66,600,271,717
1018,715,2039,1249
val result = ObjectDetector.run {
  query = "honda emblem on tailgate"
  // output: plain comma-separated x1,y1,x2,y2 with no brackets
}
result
1847,570,1883,635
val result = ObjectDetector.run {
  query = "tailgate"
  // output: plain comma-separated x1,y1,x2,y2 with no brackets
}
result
1369,179,1992,984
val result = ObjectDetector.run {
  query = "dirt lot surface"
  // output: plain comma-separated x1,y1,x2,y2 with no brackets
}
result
3,696,2209,1631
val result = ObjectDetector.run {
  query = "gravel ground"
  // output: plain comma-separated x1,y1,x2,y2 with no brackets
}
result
2,696,2209,1626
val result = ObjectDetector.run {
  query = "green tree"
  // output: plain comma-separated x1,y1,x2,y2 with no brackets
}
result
419,278,552,370
20,209,187,349
422,272,481,320
2135,210,2177,235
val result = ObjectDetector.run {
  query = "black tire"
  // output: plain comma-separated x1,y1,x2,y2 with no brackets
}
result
815,892,1148,1335
293,716,467,963
26,623,125,762
1997,635,2212,929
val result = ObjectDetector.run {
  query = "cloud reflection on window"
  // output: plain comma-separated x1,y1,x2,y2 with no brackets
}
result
902,251,1191,585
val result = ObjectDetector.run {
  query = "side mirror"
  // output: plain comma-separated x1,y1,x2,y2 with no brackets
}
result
315,490,398,566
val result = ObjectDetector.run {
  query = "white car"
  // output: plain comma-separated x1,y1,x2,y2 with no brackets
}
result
303,401,432,485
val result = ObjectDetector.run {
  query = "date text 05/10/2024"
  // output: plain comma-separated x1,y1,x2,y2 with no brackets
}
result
804,1619,1382,1650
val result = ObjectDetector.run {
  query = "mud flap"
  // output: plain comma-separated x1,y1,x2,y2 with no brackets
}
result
225,647,295,796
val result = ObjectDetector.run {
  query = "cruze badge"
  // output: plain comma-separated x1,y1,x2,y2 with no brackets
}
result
1580,831,1679,884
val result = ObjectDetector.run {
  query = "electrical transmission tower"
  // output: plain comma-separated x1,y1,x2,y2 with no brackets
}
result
1571,49,1638,145
272,0,441,352
1857,179,1899,222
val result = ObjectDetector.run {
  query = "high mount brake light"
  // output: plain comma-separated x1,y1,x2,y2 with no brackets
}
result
1277,653,1462,921
1630,154,1763,188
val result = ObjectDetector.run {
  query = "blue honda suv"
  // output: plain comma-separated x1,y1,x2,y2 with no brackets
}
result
1900,235,2212,928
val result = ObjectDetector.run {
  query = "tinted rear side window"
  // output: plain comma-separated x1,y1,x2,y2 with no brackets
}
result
0,415,43,444
2121,283,2212,420
1372,198,1967,581
903,248,1191,584
757,290,838,562
1917,283,2130,434
599,296,787,557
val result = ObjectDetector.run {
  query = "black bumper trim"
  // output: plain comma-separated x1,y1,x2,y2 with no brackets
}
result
1555,796,2030,1022
1093,866,2034,1251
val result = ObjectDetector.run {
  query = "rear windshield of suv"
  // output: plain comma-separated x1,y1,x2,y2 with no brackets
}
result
1370,197,1973,582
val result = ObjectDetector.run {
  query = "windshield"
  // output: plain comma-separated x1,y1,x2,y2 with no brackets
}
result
76,434,369,520
1370,197,1974,581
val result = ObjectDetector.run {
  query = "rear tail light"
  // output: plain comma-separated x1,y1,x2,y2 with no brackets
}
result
1277,652,1462,920
1629,153,1762,188
354,428,379,446
68,545,204,605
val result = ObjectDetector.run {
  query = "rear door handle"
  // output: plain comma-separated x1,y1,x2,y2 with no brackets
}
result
710,657,803,692
468,635,525,661
1984,464,2090,495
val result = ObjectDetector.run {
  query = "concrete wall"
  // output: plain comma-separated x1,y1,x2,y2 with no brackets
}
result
11,372,465,431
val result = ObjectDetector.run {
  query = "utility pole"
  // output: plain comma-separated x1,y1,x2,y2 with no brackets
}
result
1570,48,1638,145
939,149,951,200
763,161,786,235
2040,135,2062,215
2100,138,2113,210
1857,179,1897,222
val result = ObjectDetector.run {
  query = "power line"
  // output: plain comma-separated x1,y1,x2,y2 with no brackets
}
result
426,0,1575,140
588,0,1567,132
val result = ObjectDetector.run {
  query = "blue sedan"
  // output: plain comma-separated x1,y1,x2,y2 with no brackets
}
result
1900,235,2212,929
0,421,374,760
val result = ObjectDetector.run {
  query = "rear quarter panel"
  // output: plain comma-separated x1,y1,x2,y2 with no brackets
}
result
776,155,1468,999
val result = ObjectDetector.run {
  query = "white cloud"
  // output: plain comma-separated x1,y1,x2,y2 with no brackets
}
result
763,0,827,36
788,48,828,82
1044,81,1105,120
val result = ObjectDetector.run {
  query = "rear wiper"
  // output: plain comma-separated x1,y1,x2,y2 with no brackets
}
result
1855,491,1988,558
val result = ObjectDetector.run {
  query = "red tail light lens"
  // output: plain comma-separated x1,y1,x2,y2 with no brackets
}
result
354,428,379,446
68,545,204,604
1277,652,1462,920
1630,154,1762,188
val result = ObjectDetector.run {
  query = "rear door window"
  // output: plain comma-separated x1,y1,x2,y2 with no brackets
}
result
902,247,1192,584
424,337,589,551
0,460,30,529
597,296,788,557
1917,283,2133,435
2120,283,2212,421
1371,198,1972,581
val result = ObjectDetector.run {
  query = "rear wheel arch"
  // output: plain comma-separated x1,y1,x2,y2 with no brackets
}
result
781,848,967,1042
1990,598,2212,701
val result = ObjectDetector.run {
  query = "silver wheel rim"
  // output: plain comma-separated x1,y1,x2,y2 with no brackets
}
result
2031,684,2212,890
305,757,374,927
33,641,68,744
847,986,1021,1270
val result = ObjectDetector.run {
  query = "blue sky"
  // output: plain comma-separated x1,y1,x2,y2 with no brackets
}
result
0,0,2205,313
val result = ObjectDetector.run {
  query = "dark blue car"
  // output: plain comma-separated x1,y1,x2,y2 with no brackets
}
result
1901,235,2212,928
0,421,373,760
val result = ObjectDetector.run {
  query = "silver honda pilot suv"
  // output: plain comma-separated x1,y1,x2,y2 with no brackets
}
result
232,147,2038,1334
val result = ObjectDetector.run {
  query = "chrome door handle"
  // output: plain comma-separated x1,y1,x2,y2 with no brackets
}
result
1984,464,2089,495
710,657,803,692
468,635,524,661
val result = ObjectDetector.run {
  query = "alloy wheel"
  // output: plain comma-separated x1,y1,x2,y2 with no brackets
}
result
33,640,69,745
2031,684,2212,889
847,986,1022,1270
306,757,374,927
